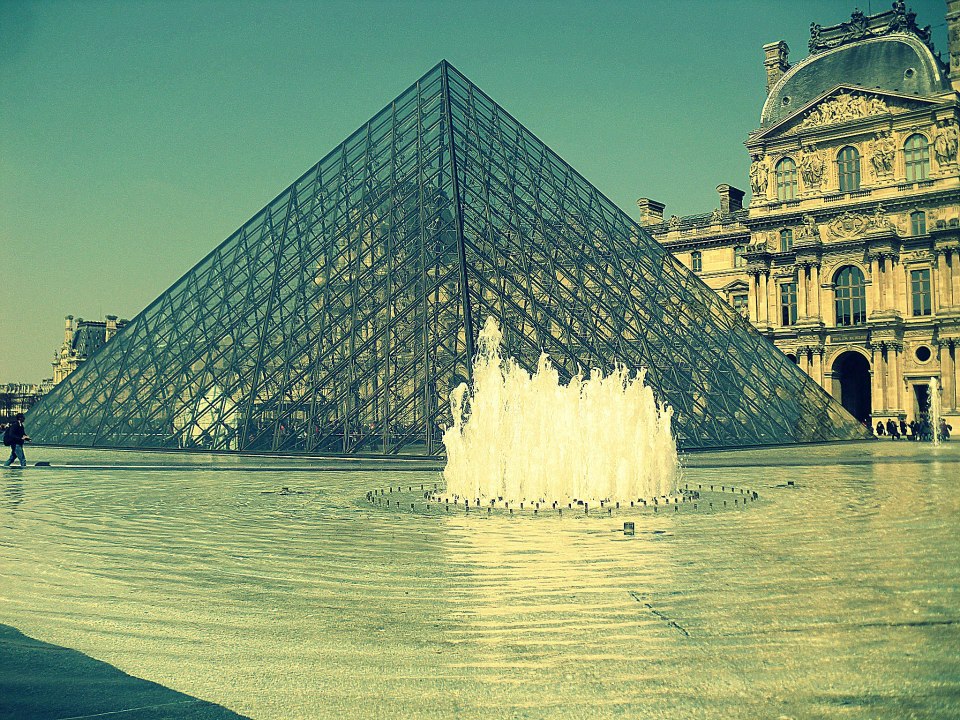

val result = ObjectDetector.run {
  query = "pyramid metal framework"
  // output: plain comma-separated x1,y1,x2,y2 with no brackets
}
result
29,61,871,455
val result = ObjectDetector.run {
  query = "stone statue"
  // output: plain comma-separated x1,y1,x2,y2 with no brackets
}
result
797,213,818,240
710,208,723,223
872,203,889,229
798,144,825,187
934,122,959,166
749,156,768,197
668,215,681,230
869,131,896,177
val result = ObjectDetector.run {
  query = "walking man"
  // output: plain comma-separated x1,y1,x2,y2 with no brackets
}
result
3,414,29,468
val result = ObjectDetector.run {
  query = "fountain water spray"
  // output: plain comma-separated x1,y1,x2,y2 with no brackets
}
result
442,318,679,505
929,376,942,446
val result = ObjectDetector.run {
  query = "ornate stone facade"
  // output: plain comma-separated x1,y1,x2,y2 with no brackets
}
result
52,314,128,384
638,2,960,429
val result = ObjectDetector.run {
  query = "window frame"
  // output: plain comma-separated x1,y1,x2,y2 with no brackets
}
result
903,133,930,182
780,281,798,326
834,265,867,326
910,210,926,236
837,146,861,192
775,157,798,201
691,251,702,273
910,267,932,316
780,229,793,253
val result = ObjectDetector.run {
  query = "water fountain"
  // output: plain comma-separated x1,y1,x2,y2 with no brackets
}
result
929,376,943,446
441,317,679,506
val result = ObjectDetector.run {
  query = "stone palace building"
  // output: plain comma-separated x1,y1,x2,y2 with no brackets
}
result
640,1,960,429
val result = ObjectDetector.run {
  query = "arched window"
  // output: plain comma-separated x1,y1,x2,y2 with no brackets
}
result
691,251,702,273
837,146,861,192
904,134,930,182
775,158,798,201
780,229,793,252
834,266,867,326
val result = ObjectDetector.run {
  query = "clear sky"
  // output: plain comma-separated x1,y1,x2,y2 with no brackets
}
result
0,0,951,382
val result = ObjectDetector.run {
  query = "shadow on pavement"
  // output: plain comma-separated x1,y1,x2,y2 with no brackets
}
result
0,623,251,720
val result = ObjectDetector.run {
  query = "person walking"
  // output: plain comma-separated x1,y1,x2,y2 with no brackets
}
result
900,418,908,439
3,414,29,468
876,421,885,437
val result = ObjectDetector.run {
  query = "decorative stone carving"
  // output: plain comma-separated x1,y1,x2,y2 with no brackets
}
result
710,208,723,223
798,144,826,188
798,92,889,130
809,2,933,55
749,156,769,196
871,203,896,231
829,211,870,239
869,131,897,178
668,215,681,230
934,121,959,166
797,213,820,241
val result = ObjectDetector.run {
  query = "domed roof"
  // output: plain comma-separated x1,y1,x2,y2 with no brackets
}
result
762,33,950,128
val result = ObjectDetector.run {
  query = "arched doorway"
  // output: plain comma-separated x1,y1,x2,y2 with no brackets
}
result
833,351,871,422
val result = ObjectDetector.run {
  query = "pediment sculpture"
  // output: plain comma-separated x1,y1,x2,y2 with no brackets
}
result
798,92,889,130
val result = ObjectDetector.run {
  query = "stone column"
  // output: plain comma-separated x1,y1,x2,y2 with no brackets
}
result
895,257,906,312
812,348,824,388
759,272,769,325
895,344,904,413
952,252,960,309
941,341,956,411
749,272,759,322
871,345,886,412
870,256,882,313
797,265,808,320
937,251,950,311
811,263,822,319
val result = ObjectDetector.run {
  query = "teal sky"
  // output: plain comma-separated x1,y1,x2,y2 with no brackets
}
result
0,0,950,382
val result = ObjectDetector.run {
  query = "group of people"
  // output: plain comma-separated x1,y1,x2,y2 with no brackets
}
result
2,414,29,467
874,416,951,442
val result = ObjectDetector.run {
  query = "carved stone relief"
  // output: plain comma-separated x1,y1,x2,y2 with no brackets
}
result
869,131,897,178
798,144,826,188
829,211,870,239
749,156,769,196
798,92,889,130
934,121,959,166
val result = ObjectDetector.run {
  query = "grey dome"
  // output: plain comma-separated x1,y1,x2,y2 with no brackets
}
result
762,34,950,127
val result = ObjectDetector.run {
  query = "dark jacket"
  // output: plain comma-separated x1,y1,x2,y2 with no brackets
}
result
6,421,25,445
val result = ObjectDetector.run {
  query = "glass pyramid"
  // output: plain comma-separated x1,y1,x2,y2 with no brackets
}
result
29,61,871,455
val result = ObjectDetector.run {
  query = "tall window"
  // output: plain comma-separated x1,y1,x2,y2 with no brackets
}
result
780,229,793,252
911,268,932,316
834,266,867,326
910,210,926,235
837,146,861,192
904,134,930,182
775,158,798,201
733,245,746,268
691,251,702,273
732,293,749,318
780,282,798,326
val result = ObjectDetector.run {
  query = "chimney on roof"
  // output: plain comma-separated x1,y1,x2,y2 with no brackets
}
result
948,1,960,90
716,184,745,214
105,315,118,341
636,198,666,226
63,315,74,346
762,41,790,94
